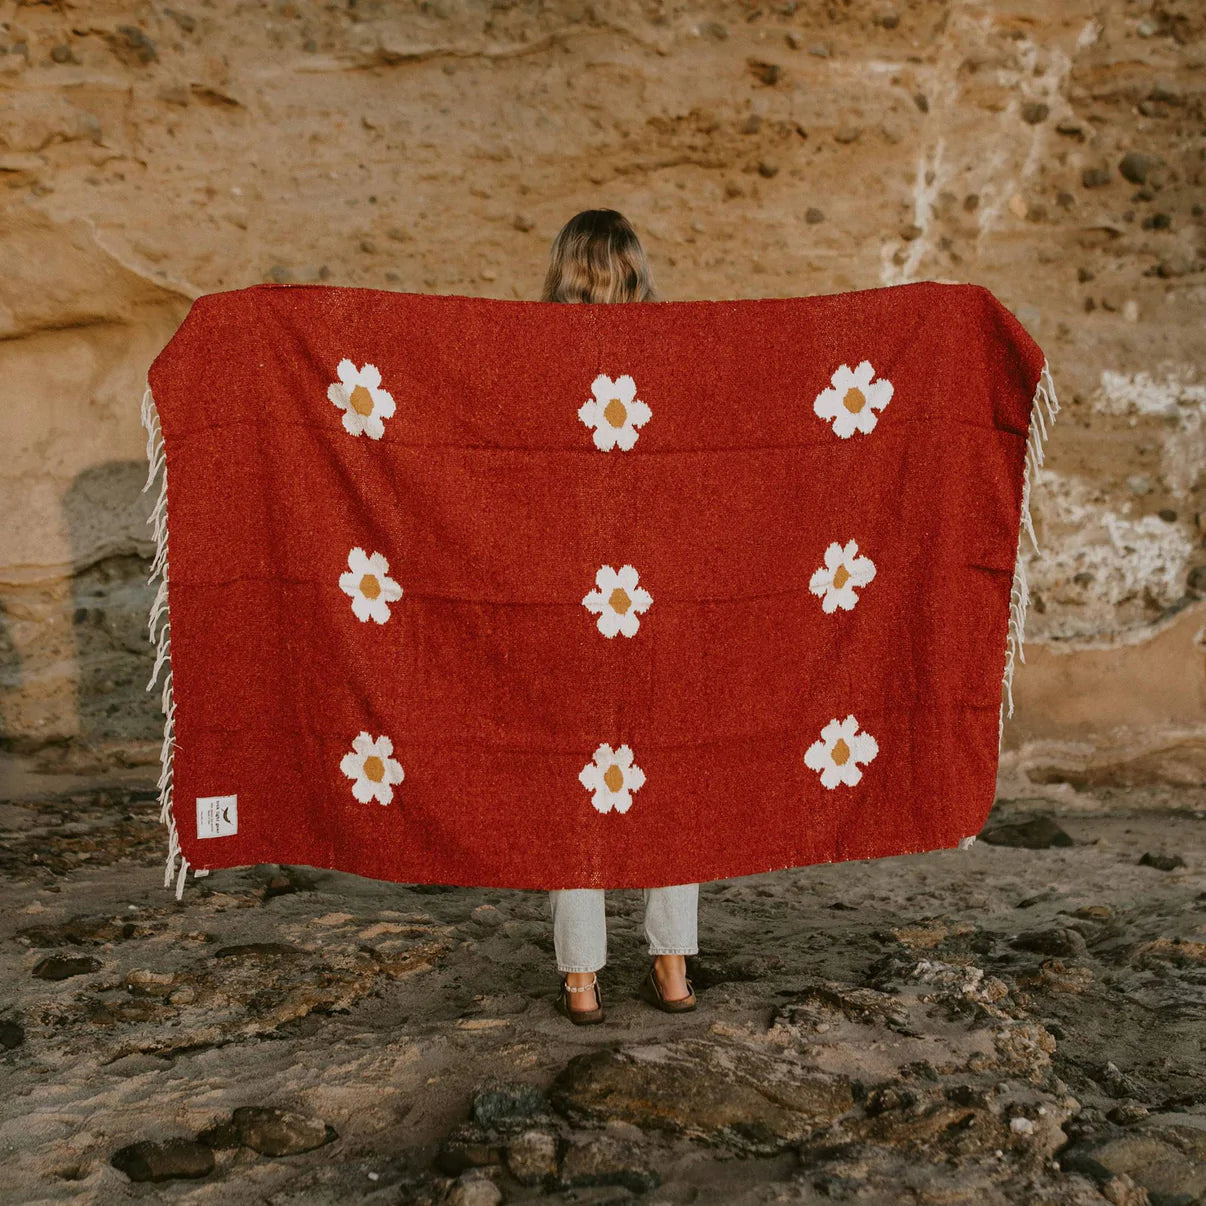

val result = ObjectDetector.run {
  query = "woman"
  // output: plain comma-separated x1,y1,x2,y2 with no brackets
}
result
539,209,699,1024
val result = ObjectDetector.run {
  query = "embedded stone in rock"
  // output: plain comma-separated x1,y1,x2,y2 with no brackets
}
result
547,1038,854,1156
558,1131,659,1193
504,1129,560,1187
111,1138,214,1182
1118,152,1153,184
0,1019,25,1049
981,814,1074,848
747,58,782,86
230,1106,335,1156
32,954,101,980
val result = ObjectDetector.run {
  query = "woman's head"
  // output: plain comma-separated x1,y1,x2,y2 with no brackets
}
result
540,209,658,303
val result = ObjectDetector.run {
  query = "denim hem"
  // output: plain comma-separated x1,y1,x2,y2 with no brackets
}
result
558,965,604,974
648,947,698,956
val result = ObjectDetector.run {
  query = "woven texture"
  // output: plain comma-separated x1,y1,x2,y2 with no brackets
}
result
142,280,1052,892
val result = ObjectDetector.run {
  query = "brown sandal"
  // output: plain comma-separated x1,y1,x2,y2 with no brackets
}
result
638,958,697,1012
555,973,604,1025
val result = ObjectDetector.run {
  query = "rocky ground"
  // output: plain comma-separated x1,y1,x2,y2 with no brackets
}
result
0,758,1202,1204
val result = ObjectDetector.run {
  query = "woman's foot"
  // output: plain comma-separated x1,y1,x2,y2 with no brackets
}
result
563,970,600,1013
652,954,692,1003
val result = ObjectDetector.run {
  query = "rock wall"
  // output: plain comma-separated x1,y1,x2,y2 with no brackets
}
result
1,0,1202,790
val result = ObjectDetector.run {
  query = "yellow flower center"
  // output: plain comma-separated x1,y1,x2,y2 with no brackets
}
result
843,387,866,413
360,573,381,599
608,587,631,614
349,384,376,416
603,763,625,792
832,564,851,590
603,397,627,427
363,755,385,782
830,738,850,766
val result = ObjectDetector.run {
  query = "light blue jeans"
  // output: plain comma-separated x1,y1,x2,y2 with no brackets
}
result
548,883,699,973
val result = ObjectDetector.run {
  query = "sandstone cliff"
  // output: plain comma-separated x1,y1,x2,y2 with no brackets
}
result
1,0,1202,791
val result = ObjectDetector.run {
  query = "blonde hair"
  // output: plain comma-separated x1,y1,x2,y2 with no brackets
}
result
540,209,659,303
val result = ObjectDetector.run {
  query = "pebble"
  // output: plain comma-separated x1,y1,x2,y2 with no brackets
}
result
213,942,302,959
445,1173,503,1206
983,815,1074,849
1138,851,1184,871
110,1138,214,1182
32,955,100,981
1011,928,1088,957
504,1129,559,1186
471,1081,551,1129
1082,166,1111,189
126,968,175,997
230,1106,335,1156
1020,101,1049,124
559,1131,660,1193
805,207,825,224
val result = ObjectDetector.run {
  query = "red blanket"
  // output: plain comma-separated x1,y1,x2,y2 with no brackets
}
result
141,281,1058,897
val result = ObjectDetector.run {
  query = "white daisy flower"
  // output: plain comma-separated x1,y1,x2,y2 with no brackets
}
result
582,564,653,638
803,714,879,789
578,373,651,451
813,361,893,438
579,742,645,814
809,540,876,613
339,547,403,623
340,731,405,805
327,359,396,439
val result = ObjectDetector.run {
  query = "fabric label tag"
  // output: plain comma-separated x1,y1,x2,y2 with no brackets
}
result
196,794,238,839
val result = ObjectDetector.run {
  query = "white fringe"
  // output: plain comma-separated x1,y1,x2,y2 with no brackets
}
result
962,360,1061,852
141,386,199,899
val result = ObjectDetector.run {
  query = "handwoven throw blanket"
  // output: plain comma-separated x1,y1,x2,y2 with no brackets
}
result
140,281,1059,899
